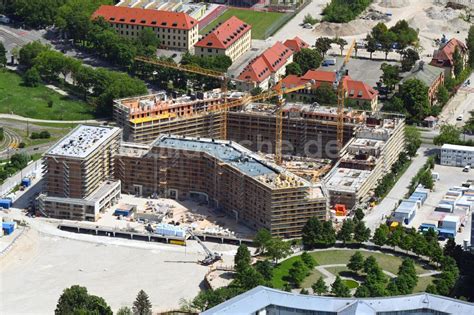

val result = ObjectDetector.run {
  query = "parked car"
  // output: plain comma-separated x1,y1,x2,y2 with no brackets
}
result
463,165,470,172
456,114,463,121
0,15,10,24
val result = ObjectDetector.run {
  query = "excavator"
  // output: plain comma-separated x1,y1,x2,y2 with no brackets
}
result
187,228,222,265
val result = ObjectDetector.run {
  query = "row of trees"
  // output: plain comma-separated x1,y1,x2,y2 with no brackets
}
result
18,41,147,115
366,21,419,60
0,153,30,183
55,285,152,315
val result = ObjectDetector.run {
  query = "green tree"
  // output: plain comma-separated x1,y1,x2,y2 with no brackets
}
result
390,20,418,48
266,238,291,263
334,37,347,56
354,284,371,297
234,265,266,290
0,42,6,67
294,48,323,74
363,256,379,274
337,219,354,244
463,111,474,134
347,251,364,274
136,28,160,48
133,290,152,315
405,125,421,157
300,288,309,295
234,244,251,274
354,208,365,221
301,251,316,269
453,46,464,77
255,260,273,281
288,260,309,287
10,0,65,28
312,83,337,105
116,307,132,315
387,226,403,249
285,62,303,76
366,35,377,59
315,37,333,57
436,85,449,106
433,124,461,146
399,79,431,122
312,277,328,295
302,217,322,249
353,220,371,243
303,14,318,25
19,41,50,69
467,25,474,68
254,228,272,254
401,48,420,72
322,0,372,23
419,170,434,189
191,287,243,312
331,276,351,297
55,285,112,315
23,67,42,87
380,63,400,92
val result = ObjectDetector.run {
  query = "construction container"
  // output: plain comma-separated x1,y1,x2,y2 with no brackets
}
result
394,200,418,224
439,215,459,232
2,222,14,235
418,223,438,233
435,203,453,213
0,199,12,209
21,177,31,188
155,223,185,237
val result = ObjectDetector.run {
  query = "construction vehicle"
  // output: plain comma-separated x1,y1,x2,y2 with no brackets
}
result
187,228,222,265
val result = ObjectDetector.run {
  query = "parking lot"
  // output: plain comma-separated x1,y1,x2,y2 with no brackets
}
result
407,164,473,245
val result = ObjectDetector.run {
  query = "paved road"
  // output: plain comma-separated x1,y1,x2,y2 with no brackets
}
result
438,72,474,127
364,145,432,232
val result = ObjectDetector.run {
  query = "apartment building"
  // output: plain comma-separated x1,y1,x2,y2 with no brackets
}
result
115,135,328,238
440,144,474,167
195,16,251,62
400,61,444,105
92,5,199,51
325,115,406,208
38,125,122,220
237,41,294,90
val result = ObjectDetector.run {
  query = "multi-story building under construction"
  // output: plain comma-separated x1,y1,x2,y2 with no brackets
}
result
38,125,122,221
115,135,328,238
113,93,366,159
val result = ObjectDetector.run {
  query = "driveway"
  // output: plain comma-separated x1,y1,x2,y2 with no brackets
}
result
364,145,433,232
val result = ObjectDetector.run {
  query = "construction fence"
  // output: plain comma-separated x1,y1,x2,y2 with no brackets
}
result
263,0,311,39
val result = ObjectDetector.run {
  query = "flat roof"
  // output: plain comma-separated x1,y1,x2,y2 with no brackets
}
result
47,125,120,158
325,167,372,193
154,136,276,178
203,286,474,315
442,143,474,153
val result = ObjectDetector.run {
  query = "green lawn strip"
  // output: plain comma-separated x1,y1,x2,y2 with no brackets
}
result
7,126,71,148
413,275,435,293
309,250,428,275
200,9,285,39
0,71,95,121
342,279,359,289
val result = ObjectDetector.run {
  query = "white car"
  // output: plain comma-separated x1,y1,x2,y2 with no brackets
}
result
0,15,10,24
456,114,463,121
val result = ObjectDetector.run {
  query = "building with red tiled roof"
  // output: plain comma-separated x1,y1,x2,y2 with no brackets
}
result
92,5,199,51
283,36,309,53
278,70,378,110
195,16,251,62
430,38,468,77
237,41,294,90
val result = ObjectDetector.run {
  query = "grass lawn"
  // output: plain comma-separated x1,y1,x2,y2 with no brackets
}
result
413,276,435,293
272,255,322,289
309,250,429,275
325,266,350,276
200,9,285,40
342,279,359,289
8,126,73,148
0,71,95,121
301,268,326,289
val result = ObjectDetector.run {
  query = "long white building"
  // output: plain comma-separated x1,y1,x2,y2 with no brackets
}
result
440,144,474,167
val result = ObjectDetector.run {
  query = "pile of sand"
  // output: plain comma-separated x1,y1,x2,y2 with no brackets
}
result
313,20,374,37
408,6,471,35
378,0,409,8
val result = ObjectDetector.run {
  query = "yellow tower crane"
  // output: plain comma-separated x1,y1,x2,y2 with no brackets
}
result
335,40,356,151
134,56,315,165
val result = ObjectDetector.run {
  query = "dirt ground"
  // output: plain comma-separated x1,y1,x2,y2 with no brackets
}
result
0,213,242,314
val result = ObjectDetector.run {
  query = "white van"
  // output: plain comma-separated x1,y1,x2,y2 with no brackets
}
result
463,165,470,172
